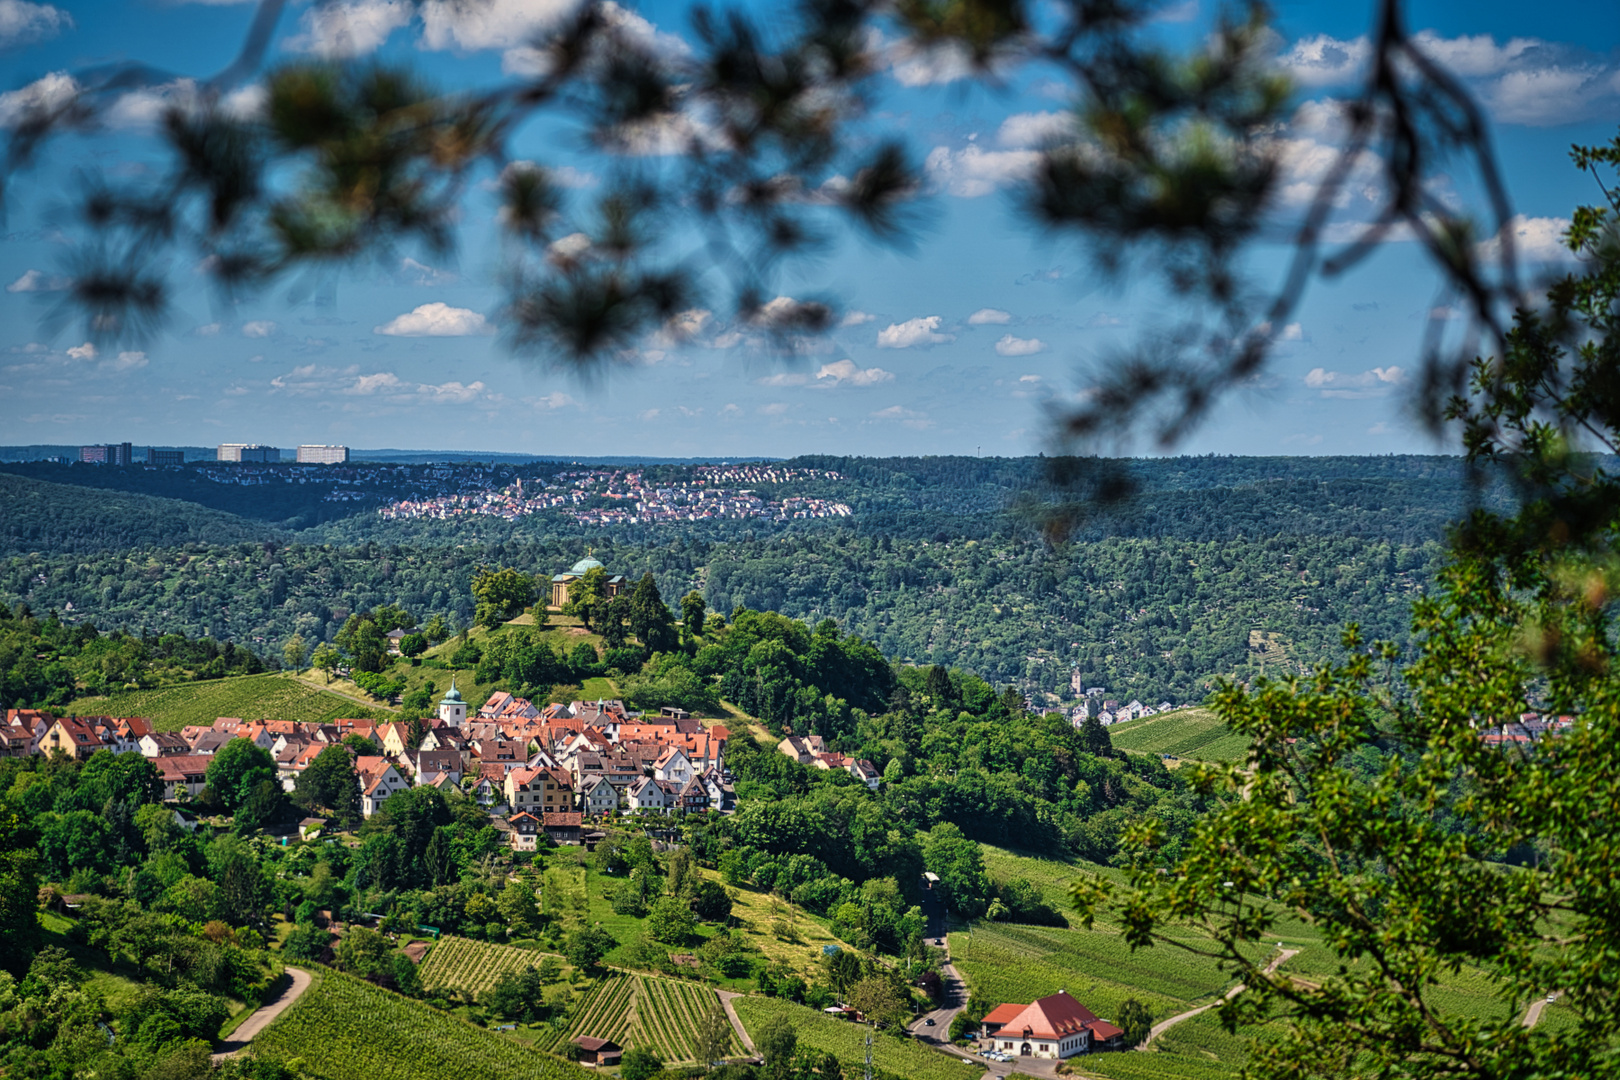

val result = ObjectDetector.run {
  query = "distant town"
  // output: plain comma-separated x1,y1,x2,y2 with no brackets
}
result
378,465,854,526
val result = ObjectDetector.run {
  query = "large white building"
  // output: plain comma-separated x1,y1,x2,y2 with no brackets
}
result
297,444,349,464
217,443,280,463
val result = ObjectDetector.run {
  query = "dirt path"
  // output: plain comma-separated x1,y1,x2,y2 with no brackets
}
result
1141,949,1300,1049
715,990,757,1055
1523,992,1558,1028
212,967,314,1060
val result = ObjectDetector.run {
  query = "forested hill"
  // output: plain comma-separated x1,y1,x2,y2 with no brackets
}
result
0,473,277,555
0,454,1484,702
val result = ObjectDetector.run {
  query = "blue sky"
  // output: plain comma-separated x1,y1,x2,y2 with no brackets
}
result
1,0,1616,458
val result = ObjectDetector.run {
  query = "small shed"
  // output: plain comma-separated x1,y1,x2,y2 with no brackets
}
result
571,1036,622,1066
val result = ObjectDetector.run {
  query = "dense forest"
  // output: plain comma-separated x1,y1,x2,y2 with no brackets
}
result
0,455,1474,700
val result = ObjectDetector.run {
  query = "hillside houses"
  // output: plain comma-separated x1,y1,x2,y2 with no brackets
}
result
776,734,882,789
4,686,737,843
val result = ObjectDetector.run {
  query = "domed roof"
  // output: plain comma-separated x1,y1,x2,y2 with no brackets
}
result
569,556,605,575
440,679,464,704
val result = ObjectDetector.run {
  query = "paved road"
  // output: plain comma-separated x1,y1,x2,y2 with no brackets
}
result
213,967,314,1060
1141,950,1300,1048
1524,992,1558,1028
715,989,757,1054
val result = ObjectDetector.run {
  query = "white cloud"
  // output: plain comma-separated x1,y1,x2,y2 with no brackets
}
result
400,257,456,286
967,308,1011,325
110,350,147,371
528,391,577,409
1275,31,1620,127
719,403,742,418
1475,215,1574,263
1368,421,1392,435
1276,34,1371,87
839,310,875,328
271,363,490,404
242,320,277,338
193,323,222,336
415,380,486,404
0,0,71,47
0,71,77,128
925,144,1041,198
638,408,660,420
65,342,96,360
758,402,789,416
5,268,69,292
870,404,933,429
1019,374,1042,383
1085,312,1124,328
996,111,1076,149
546,232,593,267
374,302,490,336
419,0,575,51
994,334,1046,357
889,40,976,87
1304,365,1404,398
878,315,954,349
285,0,411,58
651,308,712,347
815,359,894,387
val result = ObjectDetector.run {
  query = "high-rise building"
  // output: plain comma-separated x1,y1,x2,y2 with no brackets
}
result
217,444,280,463
296,444,349,464
79,443,133,465
147,449,185,465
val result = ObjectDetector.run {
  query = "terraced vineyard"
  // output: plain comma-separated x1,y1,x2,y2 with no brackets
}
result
550,974,740,1063
253,970,588,1080
65,672,390,730
1108,707,1250,764
418,937,567,998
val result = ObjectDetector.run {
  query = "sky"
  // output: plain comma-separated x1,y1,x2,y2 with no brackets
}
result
0,0,1617,459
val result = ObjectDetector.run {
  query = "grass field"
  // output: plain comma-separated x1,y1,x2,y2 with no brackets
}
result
65,672,392,729
540,974,742,1061
531,849,855,985
1108,708,1250,763
417,936,572,999
254,969,588,1080
731,997,960,1080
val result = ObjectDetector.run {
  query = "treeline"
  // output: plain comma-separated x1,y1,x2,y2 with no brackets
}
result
0,602,271,709
0,530,1436,702
0,473,276,556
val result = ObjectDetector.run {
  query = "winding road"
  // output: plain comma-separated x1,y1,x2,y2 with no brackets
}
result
212,967,314,1061
1140,949,1300,1049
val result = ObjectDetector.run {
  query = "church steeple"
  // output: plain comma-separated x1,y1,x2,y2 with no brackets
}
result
438,678,467,728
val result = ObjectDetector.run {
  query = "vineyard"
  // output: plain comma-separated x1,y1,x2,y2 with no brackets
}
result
1108,708,1250,764
533,974,740,1062
64,673,391,731
417,937,569,998
252,971,590,1080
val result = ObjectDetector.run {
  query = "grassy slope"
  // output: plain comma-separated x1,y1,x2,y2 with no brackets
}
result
305,616,612,714
731,997,958,1080
1107,708,1251,763
253,969,589,1080
65,672,392,729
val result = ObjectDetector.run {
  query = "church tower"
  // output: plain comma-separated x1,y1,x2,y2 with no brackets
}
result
438,679,467,728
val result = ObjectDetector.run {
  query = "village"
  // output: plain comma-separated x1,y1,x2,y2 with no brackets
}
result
378,465,853,526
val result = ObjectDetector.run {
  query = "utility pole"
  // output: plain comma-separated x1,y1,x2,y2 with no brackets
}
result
864,1024,874,1080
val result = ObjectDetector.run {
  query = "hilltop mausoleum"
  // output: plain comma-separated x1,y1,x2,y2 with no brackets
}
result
549,556,629,609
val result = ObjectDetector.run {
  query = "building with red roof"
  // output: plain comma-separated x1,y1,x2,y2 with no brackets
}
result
979,990,1126,1059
